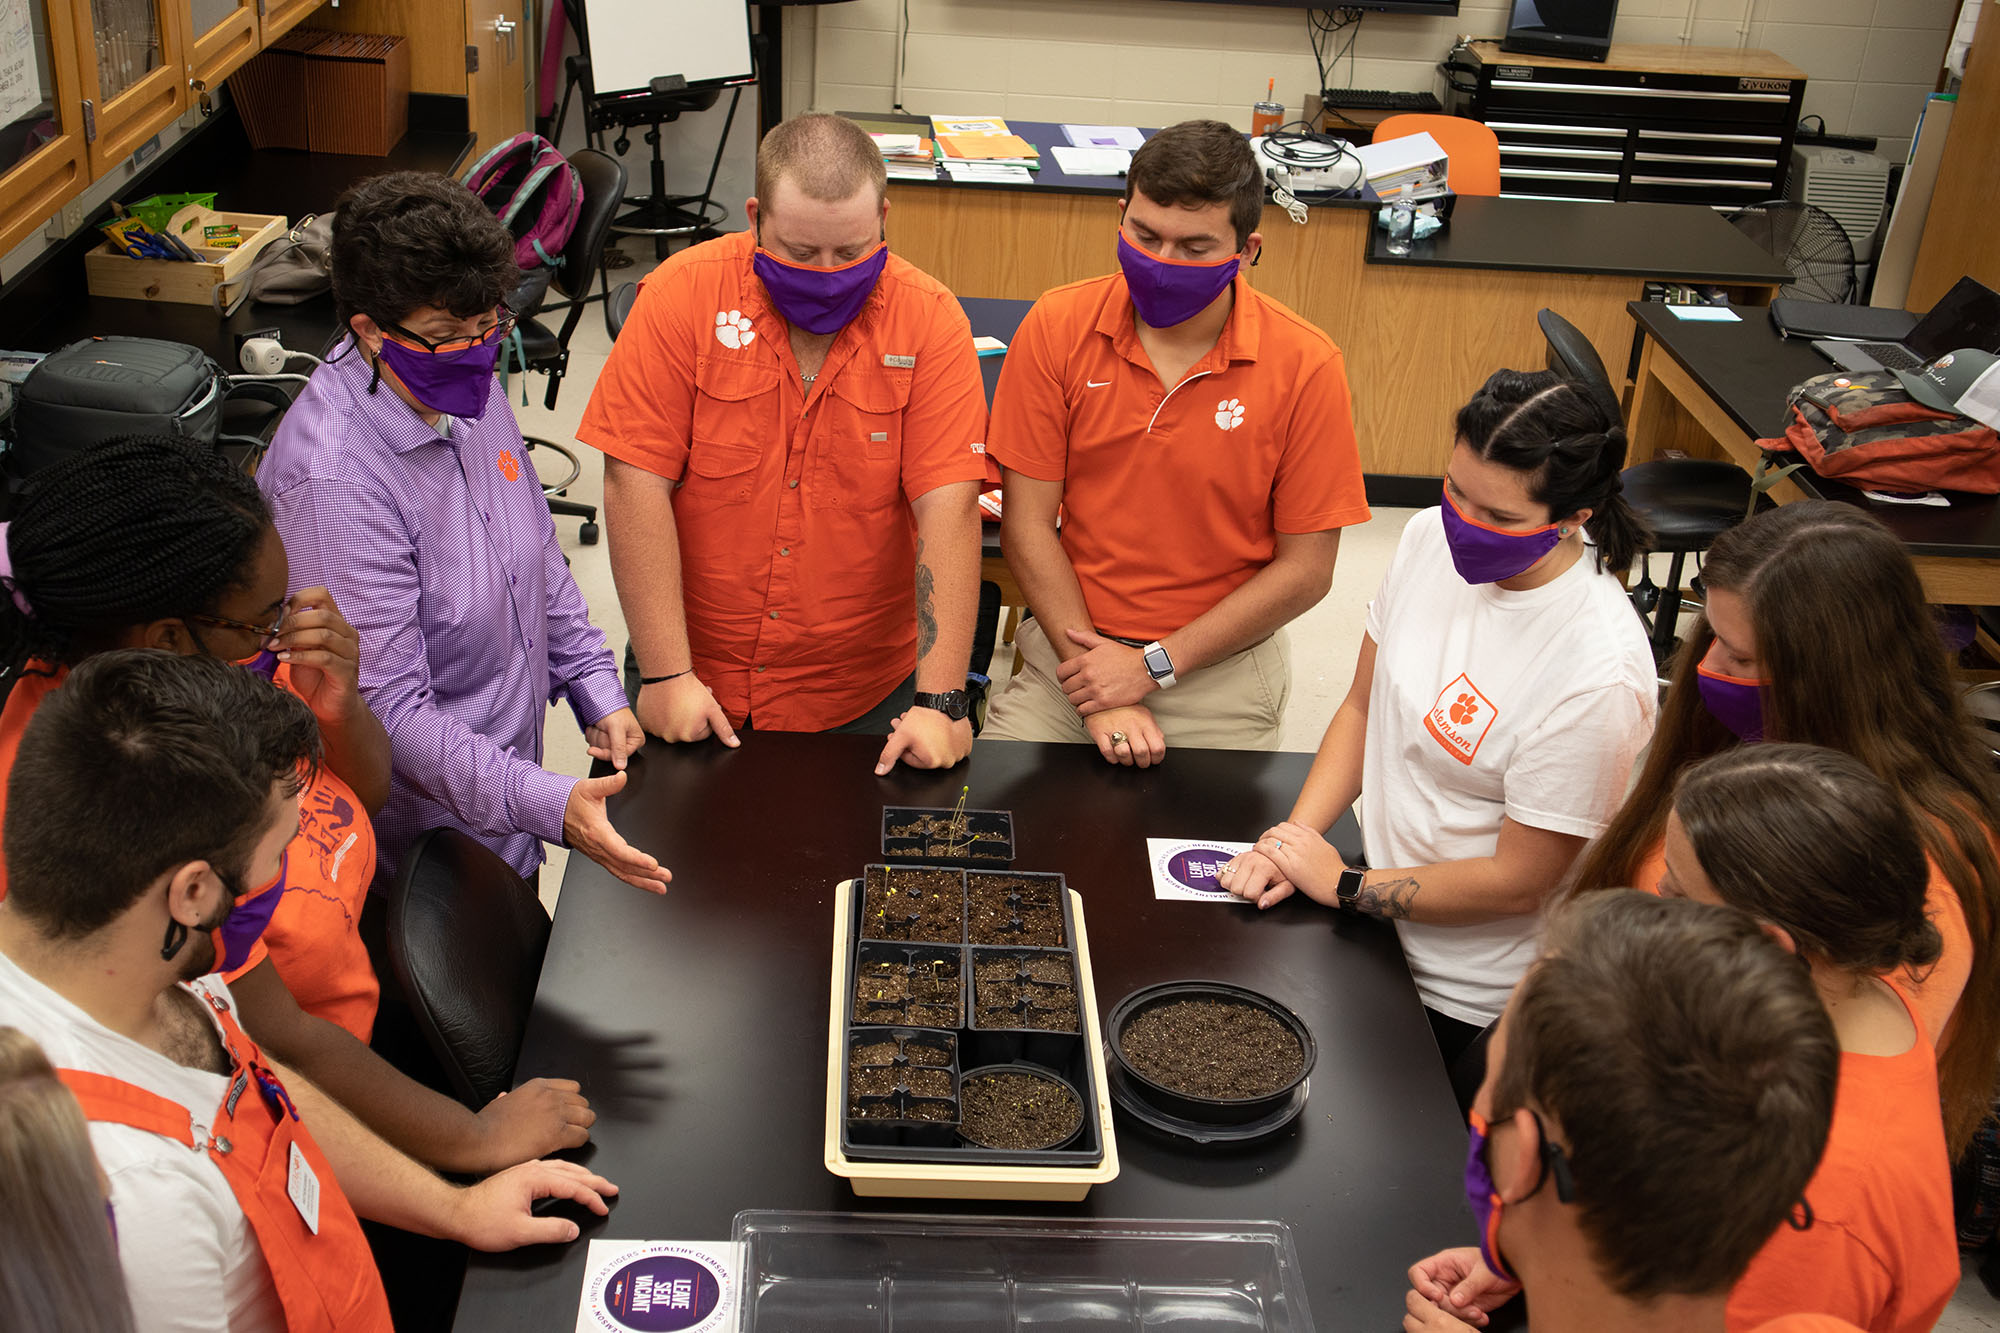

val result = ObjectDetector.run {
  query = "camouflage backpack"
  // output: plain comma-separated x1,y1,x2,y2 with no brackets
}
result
1759,368,2000,495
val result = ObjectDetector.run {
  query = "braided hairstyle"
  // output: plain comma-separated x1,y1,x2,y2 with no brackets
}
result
0,435,270,673
1454,369,1651,574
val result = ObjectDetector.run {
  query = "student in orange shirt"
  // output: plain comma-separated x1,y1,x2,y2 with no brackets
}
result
1568,501,2000,1158
1661,745,1957,1333
0,436,590,1177
1400,890,1839,1333
581,113,988,775
981,119,1371,766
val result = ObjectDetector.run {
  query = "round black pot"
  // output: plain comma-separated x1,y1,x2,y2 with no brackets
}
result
955,1062,1086,1151
1106,980,1318,1127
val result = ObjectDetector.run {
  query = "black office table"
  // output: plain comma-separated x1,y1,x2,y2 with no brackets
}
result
1626,299,2000,599
451,733,1472,1332
1367,196,1791,287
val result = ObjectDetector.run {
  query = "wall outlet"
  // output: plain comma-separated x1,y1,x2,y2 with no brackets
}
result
43,198,87,242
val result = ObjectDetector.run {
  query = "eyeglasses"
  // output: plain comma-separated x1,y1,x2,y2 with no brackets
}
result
381,306,515,355
189,606,286,641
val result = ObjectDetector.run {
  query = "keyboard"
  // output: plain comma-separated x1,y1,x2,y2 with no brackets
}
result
1857,342,1924,371
1320,88,1442,112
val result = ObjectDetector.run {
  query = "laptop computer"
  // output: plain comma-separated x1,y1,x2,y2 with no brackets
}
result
1811,276,2000,373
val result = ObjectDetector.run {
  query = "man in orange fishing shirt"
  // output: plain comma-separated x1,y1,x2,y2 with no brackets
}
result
580,113,988,776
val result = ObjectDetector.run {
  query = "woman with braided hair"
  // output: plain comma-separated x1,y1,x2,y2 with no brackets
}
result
1221,370,1657,1100
0,435,598,1177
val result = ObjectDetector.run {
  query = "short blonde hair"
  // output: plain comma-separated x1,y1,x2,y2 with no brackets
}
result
0,1028,135,1332
755,113,887,211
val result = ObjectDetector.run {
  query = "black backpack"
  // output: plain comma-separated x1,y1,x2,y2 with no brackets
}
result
6,336,290,482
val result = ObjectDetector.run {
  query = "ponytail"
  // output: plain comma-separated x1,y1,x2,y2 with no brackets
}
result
1455,369,1653,575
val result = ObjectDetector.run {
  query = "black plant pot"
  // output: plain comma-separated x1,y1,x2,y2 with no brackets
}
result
1106,980,1317,1127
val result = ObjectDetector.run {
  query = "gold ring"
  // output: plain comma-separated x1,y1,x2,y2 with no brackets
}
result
1111,731,1128,745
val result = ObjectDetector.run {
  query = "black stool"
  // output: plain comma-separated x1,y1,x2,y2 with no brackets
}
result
1621,458,1754,666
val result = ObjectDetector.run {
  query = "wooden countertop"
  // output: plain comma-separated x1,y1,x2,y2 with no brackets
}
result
1467,38,1807,80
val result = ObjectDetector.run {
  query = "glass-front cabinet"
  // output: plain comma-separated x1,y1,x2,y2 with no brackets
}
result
184,0,256,91
71,0,184,176
0,0,87,255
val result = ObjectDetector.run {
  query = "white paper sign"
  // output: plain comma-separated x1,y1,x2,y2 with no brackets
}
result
1147,839,1255,903
0,0,42,129
576,1240,740,1333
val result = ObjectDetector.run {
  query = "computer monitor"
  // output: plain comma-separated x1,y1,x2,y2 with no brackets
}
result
1502,0,1621,63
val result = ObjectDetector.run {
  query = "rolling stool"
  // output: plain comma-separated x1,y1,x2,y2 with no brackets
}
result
1621,459,1754,668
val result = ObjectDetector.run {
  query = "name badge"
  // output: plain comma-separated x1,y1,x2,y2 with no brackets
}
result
883,354,916,369
287,1141,321,1234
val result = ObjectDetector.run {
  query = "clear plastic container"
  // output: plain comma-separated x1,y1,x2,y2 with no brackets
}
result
731,1212,1315,1331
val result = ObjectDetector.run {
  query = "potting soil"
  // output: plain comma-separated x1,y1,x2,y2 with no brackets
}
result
1120,998,1305,1099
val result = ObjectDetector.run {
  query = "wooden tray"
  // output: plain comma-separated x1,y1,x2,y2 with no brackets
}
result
83,212,287,306
824,879,1120,1200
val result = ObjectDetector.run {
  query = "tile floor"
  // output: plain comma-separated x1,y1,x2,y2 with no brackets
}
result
517,238,1999,1327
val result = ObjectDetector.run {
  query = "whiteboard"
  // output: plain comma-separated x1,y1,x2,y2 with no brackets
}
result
584,0,754,97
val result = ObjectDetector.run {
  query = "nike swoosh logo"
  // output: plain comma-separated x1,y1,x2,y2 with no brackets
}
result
1086,380,1111,388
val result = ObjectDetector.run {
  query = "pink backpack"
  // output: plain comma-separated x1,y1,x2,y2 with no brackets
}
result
460,133,581,273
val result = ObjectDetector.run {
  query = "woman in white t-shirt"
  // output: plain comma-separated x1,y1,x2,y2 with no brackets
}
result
1223,369,1657,1093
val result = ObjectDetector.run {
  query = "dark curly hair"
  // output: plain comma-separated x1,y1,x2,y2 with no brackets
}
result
330,170,519,329
1,435,268,673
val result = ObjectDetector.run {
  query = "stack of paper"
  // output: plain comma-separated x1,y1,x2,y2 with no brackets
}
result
1051,145,1130,177
1062,124,1145,150
870,132,939,181
1352,130,1450,201
929,115,1039,174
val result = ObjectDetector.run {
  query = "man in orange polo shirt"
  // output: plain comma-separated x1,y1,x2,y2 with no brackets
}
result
983,120,1370,766
580,114,987,775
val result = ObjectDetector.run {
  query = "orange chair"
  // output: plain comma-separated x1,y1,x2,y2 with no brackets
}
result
1371,113,1501,197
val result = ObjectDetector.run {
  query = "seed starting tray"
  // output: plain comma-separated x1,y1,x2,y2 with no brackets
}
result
825,874,1120,1200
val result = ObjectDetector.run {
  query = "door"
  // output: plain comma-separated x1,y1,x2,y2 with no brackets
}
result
465,0,525,153
256,0,317,44
0,0,87,254
182,0,255,89
70,0,184,175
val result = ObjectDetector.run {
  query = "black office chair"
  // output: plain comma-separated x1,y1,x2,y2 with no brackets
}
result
514,146,628,546
386,827,551,1110
607,280,638,340
1536,308,1753,669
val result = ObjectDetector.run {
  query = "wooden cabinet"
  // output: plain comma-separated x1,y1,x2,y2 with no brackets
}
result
317,0,530,152
257,0,319,43
0,0,90,255
72,0,186,175
185,0,257,89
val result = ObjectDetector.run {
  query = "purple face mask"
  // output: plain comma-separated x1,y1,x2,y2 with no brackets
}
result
234,648,279,679
374,322,504,420
1117,231,1239,329
753,241,888,335
1464,1111,1518,1284
1697,662,1766,741
1465,1107,1572,1288
213,851,288,975
1440,487,1563,585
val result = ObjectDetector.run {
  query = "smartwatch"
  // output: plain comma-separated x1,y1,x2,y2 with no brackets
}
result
1142,640,1177,689
912,689,971,721
1335,865,1368,911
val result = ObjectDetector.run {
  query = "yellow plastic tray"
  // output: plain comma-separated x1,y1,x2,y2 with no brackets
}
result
824,879,1120,1200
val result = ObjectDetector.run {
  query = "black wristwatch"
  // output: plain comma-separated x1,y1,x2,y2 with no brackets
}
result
912,689,971,721
1335,864,1368,911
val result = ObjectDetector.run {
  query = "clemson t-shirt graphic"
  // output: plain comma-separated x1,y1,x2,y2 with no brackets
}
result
1425,672,1497,765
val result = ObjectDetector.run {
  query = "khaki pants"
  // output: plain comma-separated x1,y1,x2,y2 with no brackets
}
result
982,618,1291,750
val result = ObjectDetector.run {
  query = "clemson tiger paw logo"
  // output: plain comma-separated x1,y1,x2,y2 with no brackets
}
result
714,309,756,349
1215,398,1245,431
1449,692,1479,725
496,450,520,481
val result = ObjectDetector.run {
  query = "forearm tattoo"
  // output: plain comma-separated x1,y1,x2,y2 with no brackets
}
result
915,538,938,661
1353,875,1419,920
